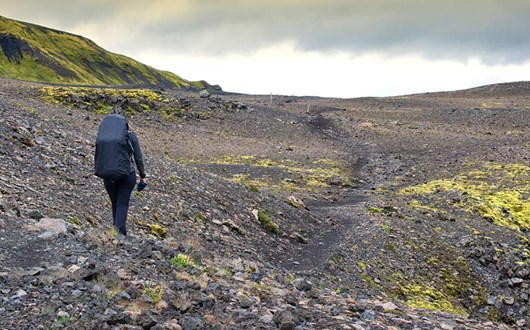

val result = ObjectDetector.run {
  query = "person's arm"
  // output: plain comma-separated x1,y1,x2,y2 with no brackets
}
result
128,132,146,180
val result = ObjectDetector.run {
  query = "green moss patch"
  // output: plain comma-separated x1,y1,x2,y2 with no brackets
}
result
170,253,200,270
399,282,469,316
400,163,530,230
40,86,210,120
257,209,280,234
185,155,354,192
143,223,168,238
389,245,486,317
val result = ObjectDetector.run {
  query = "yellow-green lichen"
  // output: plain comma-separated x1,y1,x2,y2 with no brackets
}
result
385,241,487,318
185,155,353,192
401,283,468,316
409,199,448,215
368,206,384,214
400,163,530,230
145,223,168,238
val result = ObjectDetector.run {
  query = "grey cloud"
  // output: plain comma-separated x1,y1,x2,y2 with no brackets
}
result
2,0,530,64
1,0,121,28
137,0,530,64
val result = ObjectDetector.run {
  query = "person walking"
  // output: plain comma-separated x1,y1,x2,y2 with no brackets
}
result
94,113,147,238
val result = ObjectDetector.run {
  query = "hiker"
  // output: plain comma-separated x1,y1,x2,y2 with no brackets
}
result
94,113,147,237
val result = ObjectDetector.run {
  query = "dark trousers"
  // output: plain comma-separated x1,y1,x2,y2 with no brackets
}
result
104,171,136,235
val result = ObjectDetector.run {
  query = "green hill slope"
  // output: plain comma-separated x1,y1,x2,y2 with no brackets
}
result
0,15,207,89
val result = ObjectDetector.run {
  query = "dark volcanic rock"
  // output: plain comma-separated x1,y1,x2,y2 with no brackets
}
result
0,78,526,330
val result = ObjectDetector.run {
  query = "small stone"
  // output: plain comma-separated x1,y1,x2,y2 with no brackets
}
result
27,209,44,220
67,265,80,273
516,319,526,327
12,289,28,299
289,232,308,244
26,267,45,276
138,312,158,329
35,218,68,234
117,268,132,280
486,296,497,305
360,310,375,321
280,322,296,330
236,292,253,308
510,277,524,286
181,316,205,330
199,90,210,98
380,302,399,311
38,231,57,239
34,137,46,145
57,311,69,318
162,320,182,330
104,308,117,316
92,285,104,293
504,296,515,305
259,314,274,324
515,267,530,278
440,323,454,330
286,196,305,208
271,288,287,297
71,290,82,297
78,256,89,264
494,298,503,309
116,291,131,300
273,310,297,329
295,278,312,292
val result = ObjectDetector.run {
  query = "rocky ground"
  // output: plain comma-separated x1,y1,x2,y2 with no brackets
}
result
0,77,529,329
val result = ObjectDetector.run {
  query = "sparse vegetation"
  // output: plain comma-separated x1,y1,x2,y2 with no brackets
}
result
69,216,81,226
368,206,384,214
142,284,164,304
400,163,530,230
399,282,469,316
170,253,200,270
183,155,353,192
194,211,206,221
257,209,280,234
144,223,168,238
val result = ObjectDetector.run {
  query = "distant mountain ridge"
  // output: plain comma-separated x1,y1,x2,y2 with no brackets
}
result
0,15,211,89
407,81,530,98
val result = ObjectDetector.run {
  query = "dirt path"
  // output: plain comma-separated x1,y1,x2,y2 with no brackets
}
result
274,132,375,273
276,199,368,273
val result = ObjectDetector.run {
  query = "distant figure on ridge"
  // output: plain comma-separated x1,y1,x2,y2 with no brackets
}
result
94,108,147,238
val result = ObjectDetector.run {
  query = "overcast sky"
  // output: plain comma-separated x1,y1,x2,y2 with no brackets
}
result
2,0,530,97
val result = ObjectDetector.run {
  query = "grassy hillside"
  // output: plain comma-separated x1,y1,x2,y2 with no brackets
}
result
0,15,206,89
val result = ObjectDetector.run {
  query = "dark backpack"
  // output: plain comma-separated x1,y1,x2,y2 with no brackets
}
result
94,114,133,181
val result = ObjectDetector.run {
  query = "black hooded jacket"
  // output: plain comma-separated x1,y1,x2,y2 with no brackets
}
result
128,131,146,178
